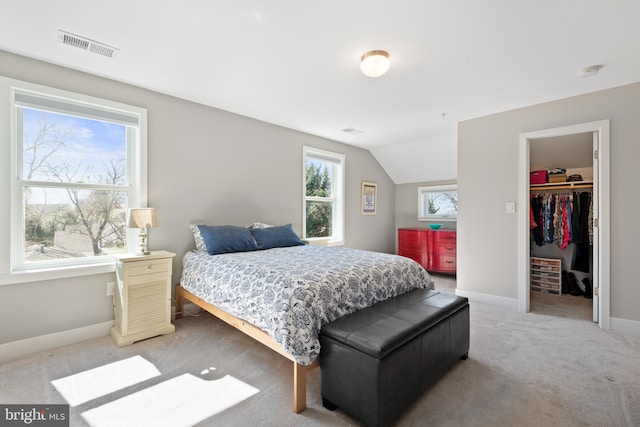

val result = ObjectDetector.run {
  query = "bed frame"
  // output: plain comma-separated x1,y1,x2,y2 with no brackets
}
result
175,285,319,413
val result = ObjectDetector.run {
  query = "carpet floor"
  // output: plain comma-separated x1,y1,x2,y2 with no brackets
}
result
1,276,638,426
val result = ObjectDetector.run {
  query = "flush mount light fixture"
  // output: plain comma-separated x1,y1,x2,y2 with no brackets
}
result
579,64,603,78
360,50,390,78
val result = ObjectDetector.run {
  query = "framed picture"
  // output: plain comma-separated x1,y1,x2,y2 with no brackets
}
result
361,181,377,215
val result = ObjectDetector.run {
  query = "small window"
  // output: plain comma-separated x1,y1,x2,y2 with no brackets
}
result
302,146,344,243
418,184,457,221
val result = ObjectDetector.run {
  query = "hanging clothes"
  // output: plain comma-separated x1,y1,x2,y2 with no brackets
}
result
531,194,544,246
571,191,592,273
530,187,592,251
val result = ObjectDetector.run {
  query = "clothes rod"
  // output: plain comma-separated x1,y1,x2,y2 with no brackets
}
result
530,181,593,191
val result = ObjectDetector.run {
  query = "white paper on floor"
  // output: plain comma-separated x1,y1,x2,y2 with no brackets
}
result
81,373,260,427
51,355,161,406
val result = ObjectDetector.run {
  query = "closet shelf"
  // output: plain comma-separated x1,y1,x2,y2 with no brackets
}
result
530,181,593,191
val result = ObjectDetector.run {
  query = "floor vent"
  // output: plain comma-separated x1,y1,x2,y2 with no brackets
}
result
58,30,119,58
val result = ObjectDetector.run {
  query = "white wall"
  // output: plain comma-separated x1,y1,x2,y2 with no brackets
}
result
0,50,395,349
457,82,640,324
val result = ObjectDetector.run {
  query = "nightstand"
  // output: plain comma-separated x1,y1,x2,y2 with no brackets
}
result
110,250,176,346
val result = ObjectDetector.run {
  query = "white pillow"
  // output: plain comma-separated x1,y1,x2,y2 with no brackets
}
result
246,222,274,229
190,224,207,252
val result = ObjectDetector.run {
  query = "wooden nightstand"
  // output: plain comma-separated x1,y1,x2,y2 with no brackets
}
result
110,250,176,346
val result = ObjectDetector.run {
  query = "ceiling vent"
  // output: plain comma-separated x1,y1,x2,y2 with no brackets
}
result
342,127,363,135
58,30,119,58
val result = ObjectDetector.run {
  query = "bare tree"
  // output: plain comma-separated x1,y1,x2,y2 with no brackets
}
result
23,114,73,180
23,115,73,245
22,113,126,256
47,157,126,255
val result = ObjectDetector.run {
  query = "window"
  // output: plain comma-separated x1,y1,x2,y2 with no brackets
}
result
302,146,344,244
11,86,146,272
418,184,458,221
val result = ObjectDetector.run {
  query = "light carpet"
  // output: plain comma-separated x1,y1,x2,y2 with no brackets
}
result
1,277,638,426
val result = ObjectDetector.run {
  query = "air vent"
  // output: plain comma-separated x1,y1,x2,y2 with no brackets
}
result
58,30,119,58
342,127,363,135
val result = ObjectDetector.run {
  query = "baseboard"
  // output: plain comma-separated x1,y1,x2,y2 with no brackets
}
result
454,288,519,310
0,320,113,364
610,317,640,337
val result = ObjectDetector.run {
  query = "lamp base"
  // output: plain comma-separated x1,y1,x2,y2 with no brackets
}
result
136,229,149,256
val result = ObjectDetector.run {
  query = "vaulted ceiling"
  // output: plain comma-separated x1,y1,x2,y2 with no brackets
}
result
1,1,639,183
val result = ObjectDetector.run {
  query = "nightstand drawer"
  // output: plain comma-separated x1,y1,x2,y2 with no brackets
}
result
127,259,170,276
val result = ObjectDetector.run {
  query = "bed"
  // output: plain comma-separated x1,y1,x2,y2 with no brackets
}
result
175,224,434,413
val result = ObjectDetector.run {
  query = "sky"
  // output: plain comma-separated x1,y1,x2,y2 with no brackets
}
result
21,107,129,205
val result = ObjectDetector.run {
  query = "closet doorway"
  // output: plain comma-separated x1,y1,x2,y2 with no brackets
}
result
518,120,610,329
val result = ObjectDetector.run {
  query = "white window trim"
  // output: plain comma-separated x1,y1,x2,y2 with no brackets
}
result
1,77,147,285
418,183,457,222
302,146,345,245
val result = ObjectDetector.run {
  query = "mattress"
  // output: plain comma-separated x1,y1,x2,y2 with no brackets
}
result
180,244,434,365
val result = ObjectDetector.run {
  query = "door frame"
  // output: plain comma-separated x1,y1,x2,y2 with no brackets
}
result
517,120,610,329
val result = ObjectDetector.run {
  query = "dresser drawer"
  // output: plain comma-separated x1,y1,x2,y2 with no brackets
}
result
433,243,456,256
433,256,456,272
398,249,428,268
431,231,456,244
398,229,428,250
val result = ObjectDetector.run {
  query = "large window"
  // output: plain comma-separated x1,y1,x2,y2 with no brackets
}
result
418,184,458,221
11,86,146,272
303,146,344,244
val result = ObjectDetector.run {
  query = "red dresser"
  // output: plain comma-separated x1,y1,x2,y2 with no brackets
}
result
398,228,456,274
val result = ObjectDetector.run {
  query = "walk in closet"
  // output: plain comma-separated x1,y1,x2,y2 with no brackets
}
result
529,132,595,321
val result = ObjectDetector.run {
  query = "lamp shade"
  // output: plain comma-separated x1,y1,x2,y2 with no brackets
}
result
360,50,390,78
127,208,157,229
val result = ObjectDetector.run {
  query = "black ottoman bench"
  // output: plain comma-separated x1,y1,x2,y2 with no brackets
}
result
319,289,469,427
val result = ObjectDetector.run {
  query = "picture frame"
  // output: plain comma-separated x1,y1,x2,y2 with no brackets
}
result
361,181,377,215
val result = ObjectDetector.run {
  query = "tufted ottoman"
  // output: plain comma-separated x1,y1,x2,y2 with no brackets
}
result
319,289,469,427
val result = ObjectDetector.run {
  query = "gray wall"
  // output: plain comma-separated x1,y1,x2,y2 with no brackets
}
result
457,82,640,323
0,50,395,345
395,180,457,251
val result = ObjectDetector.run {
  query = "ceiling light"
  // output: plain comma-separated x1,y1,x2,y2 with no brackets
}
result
579,65,603,78
360,50,390,78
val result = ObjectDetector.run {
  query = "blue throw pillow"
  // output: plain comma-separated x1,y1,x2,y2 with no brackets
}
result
198,225,258,255
250,224,305,250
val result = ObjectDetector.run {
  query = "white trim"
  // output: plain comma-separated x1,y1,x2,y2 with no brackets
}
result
454,288,519,310
302,145,345,242
518,120,610,329
417,183,458,221
0,262,115,286
6,78,148,274
0,320,113,363
610,317,640,337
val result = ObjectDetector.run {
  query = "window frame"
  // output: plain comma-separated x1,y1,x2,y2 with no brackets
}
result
6,80,147,280
302,146,345,245
417,184,458,222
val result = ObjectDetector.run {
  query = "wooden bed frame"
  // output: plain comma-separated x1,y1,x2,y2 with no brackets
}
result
175,285,319,413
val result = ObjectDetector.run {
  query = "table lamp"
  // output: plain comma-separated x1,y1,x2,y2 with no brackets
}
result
127,208,157,255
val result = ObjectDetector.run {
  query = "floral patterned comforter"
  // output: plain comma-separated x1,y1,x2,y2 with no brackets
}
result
180,245,434,365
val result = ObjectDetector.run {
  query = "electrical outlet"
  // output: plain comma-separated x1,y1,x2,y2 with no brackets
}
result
107,282,115,296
